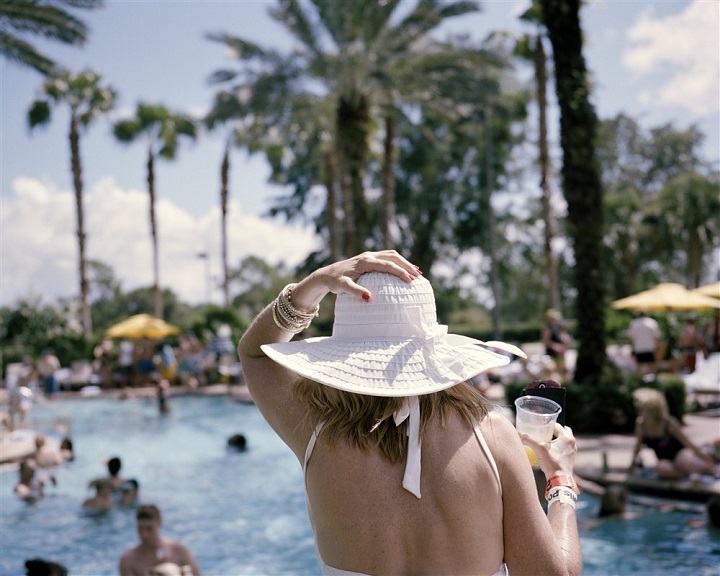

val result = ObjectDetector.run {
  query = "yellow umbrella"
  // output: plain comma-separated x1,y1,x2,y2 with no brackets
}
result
105,314,181,339
611,282,720,311
693,281,720,299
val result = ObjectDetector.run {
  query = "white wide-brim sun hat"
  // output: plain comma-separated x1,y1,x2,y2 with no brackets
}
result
262,272,526,397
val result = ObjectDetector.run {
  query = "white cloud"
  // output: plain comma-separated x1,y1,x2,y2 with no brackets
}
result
622,0,720,116
1,177,319,307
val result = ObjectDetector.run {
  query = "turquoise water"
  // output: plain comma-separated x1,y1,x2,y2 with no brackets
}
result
1,395,718,575
1,395,317,575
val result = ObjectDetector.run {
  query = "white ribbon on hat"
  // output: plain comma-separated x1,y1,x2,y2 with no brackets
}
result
393,395,422,498
392,307,461,499
406,306,470,377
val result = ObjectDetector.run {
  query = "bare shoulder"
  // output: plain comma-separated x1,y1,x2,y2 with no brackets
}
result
482,409,517,438
118,548,139,576
167,538,198,564
480,410,521,459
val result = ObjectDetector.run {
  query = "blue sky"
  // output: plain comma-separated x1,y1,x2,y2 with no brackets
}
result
1,0,718,307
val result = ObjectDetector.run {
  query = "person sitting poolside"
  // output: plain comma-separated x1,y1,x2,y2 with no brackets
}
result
628,388,719,480
238,250,583,576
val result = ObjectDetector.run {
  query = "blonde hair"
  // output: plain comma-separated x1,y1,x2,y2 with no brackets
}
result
292,378,489,464
632,387,668,423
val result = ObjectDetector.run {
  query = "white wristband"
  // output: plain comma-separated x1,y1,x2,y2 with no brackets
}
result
546,486,577,509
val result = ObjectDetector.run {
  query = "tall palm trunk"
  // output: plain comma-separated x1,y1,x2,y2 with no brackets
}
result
484,107,502,339
337,93,370,254
220,142,230,308
688,225,703,288
382,114,396,249
69,114,91,336
338,142,354,257
324,148,341,261
534,35,561,312
540,0,606,384
146,149,162,318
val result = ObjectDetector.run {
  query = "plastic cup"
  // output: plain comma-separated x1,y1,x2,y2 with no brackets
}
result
514,395,562,466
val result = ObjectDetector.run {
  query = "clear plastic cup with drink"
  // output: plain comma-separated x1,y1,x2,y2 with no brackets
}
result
514,395,562,466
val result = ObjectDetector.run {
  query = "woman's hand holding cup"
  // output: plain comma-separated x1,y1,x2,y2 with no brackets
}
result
519,423,577,479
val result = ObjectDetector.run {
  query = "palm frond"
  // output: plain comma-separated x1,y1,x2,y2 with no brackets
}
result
27,99,51,128
205,32,271,61
0,30,54,73
0,0,103,73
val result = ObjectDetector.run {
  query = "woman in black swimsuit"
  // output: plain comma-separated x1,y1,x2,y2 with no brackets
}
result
628,388,718,480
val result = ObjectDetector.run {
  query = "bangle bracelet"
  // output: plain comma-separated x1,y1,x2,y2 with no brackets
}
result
545,473,579,499
546,486,577,509
272,283,319,333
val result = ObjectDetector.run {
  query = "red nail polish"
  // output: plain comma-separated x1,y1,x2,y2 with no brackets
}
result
362,292,371,302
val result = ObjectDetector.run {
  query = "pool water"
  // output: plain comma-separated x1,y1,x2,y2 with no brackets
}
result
1,395,718,575
1,395,318,575
579,499,720,576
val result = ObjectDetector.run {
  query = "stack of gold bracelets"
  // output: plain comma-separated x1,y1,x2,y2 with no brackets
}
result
272,283,319,334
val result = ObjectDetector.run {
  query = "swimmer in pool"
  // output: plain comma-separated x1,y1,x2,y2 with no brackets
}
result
82,478,115,512
119,504,201,576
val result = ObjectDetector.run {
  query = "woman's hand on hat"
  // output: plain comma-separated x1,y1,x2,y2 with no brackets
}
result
519,423,576,478
316,251,420,301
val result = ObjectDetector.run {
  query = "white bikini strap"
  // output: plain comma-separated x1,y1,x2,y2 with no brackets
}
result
304,422,324,474
473,417,502,494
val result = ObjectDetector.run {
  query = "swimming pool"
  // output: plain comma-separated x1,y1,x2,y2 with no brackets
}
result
1,395,317,575
1,395,718,575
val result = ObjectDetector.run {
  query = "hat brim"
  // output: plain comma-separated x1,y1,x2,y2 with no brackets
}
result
261,334,511,397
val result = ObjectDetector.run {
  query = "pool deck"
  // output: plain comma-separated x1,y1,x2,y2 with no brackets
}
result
2,383,719,501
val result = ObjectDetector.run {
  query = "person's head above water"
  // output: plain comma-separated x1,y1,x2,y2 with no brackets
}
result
107,456,122,476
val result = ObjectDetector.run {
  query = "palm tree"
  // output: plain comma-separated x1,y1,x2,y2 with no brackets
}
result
278,0,485,253
0,0,103,75
539,0,606,384
206,32,342,260
516,1,562,313
28,67,117,336
113,104,197,318
209,0,484,256
204,89,259,308
656,172,720,288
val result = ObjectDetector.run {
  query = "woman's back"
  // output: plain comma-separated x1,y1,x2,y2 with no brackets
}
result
305,411,506,575
238,251,582,576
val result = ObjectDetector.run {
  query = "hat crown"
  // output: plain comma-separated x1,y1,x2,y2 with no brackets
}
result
332,273,437,339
